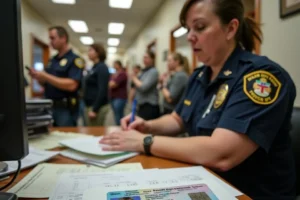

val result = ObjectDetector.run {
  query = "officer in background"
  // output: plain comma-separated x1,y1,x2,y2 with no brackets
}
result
29,26,84,127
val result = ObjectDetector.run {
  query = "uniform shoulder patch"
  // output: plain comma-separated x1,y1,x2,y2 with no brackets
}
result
243,70,282,105
74,58,84,69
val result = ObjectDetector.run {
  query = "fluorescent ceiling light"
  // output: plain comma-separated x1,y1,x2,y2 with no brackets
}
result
80,36,94,45
107,38,120,46
173,27,188,38
108,23,125,35
109,0,133,9
52,0,76,4
107,47,117,54
68,20,88,33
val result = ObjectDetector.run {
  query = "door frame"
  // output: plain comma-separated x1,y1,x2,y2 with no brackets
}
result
30,34,50,97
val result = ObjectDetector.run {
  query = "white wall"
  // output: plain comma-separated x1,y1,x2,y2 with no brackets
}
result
21,1,51,97
261,1,300,106
125,0,186,74
21,1,83,98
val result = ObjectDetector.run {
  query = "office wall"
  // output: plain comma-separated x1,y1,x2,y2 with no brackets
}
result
21,1,50,97
125,0,186,74
261,1,300,106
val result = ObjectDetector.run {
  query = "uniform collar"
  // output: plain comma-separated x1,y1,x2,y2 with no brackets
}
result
54,49,73,60
197,46,244,85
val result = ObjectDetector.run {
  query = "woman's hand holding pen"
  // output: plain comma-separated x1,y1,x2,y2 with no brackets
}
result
120,114,150,133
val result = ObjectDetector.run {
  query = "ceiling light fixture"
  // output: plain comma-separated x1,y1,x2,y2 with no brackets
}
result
107,38,120,46
107,47,117,54
173,27,188,38
108,23,125,35
109,0,133,9
80,36,94,45
52,0,76,5
68,20,89,33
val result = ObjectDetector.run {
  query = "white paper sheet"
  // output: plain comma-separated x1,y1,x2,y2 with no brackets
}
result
49,166,239,200
60,149,139,168
29,131,93,150
0,147,59,177
59,136,126,155
8,163,143,198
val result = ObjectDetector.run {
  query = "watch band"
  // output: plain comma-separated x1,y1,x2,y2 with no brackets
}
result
143,135,154,156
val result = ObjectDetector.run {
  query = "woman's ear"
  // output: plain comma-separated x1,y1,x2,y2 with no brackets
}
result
226,18,239,41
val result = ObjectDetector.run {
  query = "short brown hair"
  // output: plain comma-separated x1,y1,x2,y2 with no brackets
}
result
146,50,155,62
90,43,106,61
179,0,262,52
49,26,69,43
114,60,123,68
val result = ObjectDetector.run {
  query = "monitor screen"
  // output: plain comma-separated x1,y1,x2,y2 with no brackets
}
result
0,0,28,161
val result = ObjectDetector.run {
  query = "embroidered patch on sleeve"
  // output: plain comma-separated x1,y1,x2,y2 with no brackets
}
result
243,70,282,105
74,58,84,69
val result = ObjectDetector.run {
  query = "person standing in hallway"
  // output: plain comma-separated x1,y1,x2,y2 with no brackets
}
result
131,51,160,120
83,43,110,126
29,26,83,127
128,65,141,104
109,60,128,125
160,52,189,115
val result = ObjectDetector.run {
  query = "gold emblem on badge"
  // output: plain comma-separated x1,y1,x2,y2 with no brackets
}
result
60,58,68,67
223,70,232,76
243,70,281,105
214,84,229,109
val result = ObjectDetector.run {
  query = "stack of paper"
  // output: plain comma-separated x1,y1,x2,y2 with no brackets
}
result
48,166,242,200
0,147,59,177
29,131,94,150
59,137,139,167
60,149,139,168
8,163,143,198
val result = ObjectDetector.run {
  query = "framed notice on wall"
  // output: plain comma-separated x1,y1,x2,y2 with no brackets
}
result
280,0,300,18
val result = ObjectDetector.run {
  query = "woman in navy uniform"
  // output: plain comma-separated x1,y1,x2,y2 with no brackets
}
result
100,0,296,199
29,26,83,127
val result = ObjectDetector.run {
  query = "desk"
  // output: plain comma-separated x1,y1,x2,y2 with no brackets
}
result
1,127,251,200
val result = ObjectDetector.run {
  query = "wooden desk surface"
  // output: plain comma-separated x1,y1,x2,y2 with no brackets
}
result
1,127,251,200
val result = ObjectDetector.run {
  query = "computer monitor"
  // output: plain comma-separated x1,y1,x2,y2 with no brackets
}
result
0,0,28,198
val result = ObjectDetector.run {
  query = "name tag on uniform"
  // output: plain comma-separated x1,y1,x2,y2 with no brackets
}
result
184,100,191,106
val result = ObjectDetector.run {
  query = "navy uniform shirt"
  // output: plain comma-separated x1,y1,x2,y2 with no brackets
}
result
44,50,83,99
83,62,110,112
176,46,296,199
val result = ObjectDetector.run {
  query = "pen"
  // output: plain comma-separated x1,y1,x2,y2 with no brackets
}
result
130,99,137,123
202,94,216,118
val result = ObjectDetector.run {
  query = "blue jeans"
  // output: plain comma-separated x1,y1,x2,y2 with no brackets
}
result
52,107,78,127
111,98,127,125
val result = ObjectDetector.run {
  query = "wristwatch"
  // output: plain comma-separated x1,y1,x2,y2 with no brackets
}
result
143,135,154,156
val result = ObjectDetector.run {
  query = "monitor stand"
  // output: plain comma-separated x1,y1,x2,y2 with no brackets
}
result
0,162,17,199
0,193,17,200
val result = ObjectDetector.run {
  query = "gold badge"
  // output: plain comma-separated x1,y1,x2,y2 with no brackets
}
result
243,70,281,105
60,58,68,67
223,70,232,76
75,58,84,69
184,100,191,106
214,84,229,108
71,98,76,105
